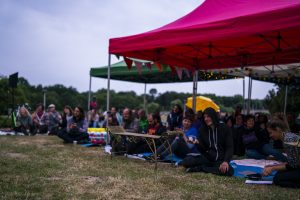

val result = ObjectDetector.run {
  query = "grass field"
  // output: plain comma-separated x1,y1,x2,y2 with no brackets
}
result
0,135,299,200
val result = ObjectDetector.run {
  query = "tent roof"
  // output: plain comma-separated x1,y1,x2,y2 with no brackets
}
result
90,60,240,84
109,0,300,71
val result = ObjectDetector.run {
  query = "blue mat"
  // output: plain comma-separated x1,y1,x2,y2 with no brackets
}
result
230,161,276,181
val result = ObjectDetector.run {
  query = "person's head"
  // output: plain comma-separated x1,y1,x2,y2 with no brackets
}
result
19,106,30,117
63,105,73,116
172,104,183,114
267,119,288,141
185,108,195,121
48,104,56,112
235,114,244,127
122,108,132,121
182,116,193,129
203,107,219,127
73,106,85,120
147,113,161,126
225,116,234,128
35,103,44,112
138,109,146,119
245,114,255,129
235,105,242,115
111,107,118,114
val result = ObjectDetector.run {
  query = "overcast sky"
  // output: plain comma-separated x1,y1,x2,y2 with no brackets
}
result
0,0,276,99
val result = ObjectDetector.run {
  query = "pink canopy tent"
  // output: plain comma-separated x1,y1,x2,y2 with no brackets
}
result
106,0,300,113
109,0,300,70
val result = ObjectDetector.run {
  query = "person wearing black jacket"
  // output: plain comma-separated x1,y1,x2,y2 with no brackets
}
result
182,107,234,176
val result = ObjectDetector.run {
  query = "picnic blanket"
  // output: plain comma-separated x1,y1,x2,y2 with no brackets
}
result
230,159,281,181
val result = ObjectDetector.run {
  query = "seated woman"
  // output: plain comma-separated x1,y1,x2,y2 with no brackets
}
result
60,105,73,129
242,115,287,162
263,119,300,188
32,103,48,134
157,116,199,159
14,106,35,135
57,106,89,144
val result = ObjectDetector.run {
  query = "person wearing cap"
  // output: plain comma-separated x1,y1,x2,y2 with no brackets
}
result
47,104,62,135
182,107,234,176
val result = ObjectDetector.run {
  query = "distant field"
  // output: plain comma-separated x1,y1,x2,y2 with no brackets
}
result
0,135,299,199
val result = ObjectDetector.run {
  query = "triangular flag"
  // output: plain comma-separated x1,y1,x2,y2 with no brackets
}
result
169,65,176,75
154,62,163,72
115,54,120,60
176,67,183,80
124,57,133,70
134,61,143,75
184,69,191,78
145,62,152,71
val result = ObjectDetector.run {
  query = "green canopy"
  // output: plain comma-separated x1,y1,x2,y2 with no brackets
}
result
90,60,239,84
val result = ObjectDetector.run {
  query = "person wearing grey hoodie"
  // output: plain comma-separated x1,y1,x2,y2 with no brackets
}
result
182,107,234,176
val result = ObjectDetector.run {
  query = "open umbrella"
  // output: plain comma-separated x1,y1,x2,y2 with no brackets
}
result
186,96,220,112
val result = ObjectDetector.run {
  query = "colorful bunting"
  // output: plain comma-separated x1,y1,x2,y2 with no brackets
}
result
134,61,143,75
154,62,163,72
145,62,152,71
176,67,183,80
124,57,133,70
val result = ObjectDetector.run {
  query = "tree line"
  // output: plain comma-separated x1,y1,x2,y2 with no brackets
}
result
0,76,299,115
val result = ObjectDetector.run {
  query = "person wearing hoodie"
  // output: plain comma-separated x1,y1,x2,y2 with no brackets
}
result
182,107,234,176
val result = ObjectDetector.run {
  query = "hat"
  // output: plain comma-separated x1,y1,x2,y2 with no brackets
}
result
48,104,55,108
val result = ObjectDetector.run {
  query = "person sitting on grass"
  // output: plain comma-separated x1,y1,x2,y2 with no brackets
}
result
57,106,89,144
60,105,73,129
46,104,62,135
263,119,300,188
14,106,35,135
31,103,48,134
127,113,166,154
182,107,234,176
157,115,199,160
242,114,287,162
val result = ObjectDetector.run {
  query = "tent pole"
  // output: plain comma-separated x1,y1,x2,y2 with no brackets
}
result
243,77,245,114
192,70,198,112
107,54,111,113
88,75,92,111
284,85,288,115
144,83,147,113
247,77,251,114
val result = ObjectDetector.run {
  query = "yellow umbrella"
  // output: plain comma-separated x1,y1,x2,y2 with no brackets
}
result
186,96,220,112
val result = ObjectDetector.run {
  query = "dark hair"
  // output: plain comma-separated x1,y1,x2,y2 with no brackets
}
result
62,105,73,118
150,113,161,123
245,114,255,122
267,119,288,132
36,103,44,111
75,106,85,120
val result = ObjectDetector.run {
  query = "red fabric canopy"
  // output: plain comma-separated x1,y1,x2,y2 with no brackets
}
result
109,0,300,70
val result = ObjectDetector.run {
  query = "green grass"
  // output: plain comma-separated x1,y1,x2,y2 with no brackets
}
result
0,135,299,200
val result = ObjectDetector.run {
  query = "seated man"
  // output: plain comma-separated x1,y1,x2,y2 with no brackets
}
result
32,103,48,134
57,106,89,144
46,104,62,135
182,107,234,176
111,108,139,153
127,113,166,154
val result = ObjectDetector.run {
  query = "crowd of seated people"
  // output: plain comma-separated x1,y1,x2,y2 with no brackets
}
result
12,101,300,188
